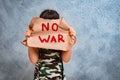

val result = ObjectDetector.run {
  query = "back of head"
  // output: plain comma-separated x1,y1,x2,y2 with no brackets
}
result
39,9,60,19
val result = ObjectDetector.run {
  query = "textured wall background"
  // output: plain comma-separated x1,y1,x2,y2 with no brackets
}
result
0,0,120,80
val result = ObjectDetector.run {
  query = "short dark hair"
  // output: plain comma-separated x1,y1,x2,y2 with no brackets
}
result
39,9,60,19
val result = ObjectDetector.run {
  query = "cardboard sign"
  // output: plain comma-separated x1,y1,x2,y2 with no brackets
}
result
26,18,71,51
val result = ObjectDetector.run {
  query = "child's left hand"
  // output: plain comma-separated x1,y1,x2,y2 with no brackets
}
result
25,29,33,38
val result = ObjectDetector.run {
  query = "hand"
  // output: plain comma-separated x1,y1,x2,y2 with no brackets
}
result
25,17,37,38
25,29,33,38
68,28,76,45
69,28,76,36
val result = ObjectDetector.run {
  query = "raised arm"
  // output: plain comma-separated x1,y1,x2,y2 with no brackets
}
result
61,27,76,63
21,17,38,46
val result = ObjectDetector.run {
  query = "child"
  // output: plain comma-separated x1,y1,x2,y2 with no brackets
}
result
23,9,76,80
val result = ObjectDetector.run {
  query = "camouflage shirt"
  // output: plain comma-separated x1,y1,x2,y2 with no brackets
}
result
33,48,66,80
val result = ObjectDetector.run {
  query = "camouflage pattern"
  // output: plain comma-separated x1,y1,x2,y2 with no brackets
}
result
33,48,66,80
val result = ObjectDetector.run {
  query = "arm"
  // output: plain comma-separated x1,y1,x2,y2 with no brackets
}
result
26,17,40,64
61,27,76,63
28,47,39,64
21,17,38,46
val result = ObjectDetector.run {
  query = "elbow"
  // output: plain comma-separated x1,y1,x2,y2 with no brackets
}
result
30,59,38,64
62,57,71,63
61,50,72,63
63,59,70,63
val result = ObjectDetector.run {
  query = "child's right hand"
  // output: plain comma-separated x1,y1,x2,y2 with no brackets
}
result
68,27,76,45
